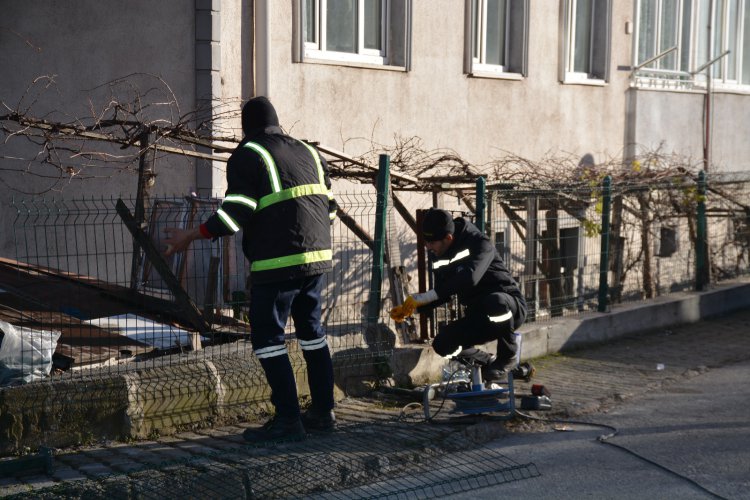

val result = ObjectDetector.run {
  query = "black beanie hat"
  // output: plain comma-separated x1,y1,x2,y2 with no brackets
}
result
242,96,279,135
422,208,455,241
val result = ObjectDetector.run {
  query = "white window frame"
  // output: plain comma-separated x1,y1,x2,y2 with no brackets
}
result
562,0,610,85
465,0,528,78
303,0,388,65
633,0,750,91
711,0,750,88
635,0,688,73
472,0,510,74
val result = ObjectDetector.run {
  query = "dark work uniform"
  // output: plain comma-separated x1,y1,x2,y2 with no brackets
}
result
424,218,527,365
202,120,337,419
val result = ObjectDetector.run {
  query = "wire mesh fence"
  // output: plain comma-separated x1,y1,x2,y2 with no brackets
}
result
2,173,749,386
6,419,540,500
1,192,401,443
485,172,750,322
3,190,394,375
1,172,749,459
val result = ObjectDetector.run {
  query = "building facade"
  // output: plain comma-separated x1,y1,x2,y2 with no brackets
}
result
1,0,750,252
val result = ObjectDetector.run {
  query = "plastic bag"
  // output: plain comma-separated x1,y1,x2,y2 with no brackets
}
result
0,319,61,386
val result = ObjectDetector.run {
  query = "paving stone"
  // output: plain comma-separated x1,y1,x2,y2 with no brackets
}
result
151,447,194,462
172,439,224,455
55,453,97,467
77,463,114,478
108,461,144,473
51,467,88,482
0,481,32,497
22,474,57,489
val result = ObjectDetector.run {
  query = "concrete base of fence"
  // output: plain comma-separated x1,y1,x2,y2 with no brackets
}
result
1,278,748,454
518,277,750,360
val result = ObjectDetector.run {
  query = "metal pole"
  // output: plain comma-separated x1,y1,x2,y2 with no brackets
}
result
130,131,153,289
367,154,390,325
597,176,612,312
696,171,709,291
476,176,486,233
416,209,430,341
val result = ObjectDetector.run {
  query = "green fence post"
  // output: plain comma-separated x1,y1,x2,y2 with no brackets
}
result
695,171,708,291
367,154,390,324
476,176,486,233
597,176,612,312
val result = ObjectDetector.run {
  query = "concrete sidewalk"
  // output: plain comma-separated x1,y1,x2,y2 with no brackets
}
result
1,281,749,498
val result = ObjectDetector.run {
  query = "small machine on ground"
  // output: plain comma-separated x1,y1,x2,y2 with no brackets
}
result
420,335,549,421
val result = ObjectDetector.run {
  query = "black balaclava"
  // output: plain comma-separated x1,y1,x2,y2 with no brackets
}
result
241,96,280,136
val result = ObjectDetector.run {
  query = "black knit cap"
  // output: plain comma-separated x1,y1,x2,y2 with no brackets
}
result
422,208,455,242
242,96,279,135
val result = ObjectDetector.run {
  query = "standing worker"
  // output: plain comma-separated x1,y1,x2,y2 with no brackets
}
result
164,96,337,443
391,208,528,381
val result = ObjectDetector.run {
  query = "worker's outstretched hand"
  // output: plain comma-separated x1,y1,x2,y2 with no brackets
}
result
389,290,439,323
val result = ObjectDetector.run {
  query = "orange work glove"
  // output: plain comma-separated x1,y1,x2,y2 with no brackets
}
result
389,290,438,323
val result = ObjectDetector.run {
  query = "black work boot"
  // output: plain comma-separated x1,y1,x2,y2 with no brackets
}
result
454,347,496,367
243,415,306,444
483,358,517,383
301,408,336,432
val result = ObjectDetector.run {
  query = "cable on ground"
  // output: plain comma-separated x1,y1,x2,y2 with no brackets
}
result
514,410,729,500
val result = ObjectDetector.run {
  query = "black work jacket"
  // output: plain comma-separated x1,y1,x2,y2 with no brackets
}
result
427,218,526,319
204,126,336,284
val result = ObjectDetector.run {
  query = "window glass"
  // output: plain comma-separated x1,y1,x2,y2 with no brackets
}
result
327,0,357,53
573,0,593,73
680,0,693,71
728,0,739,79
364,0,382,50
485,0,507,66
713,0,725,77
305,0,316,44
743,2,750,83
638,0,658,63
660,0,679,68
697,0,711,71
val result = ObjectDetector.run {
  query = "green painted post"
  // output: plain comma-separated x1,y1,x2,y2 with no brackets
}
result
368,154,390,324
476,176,486,233
695,171,708,291
597,176,612,312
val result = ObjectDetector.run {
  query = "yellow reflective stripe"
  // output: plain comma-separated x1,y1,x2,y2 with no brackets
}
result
256,183,328,211
298,141,327,187
251,249,332,272
223,194,257,210
327,190,334,200
217,208,240,232
329,211,337,220
243,142,281,193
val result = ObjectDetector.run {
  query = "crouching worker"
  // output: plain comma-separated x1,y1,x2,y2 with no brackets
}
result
391,208,528,382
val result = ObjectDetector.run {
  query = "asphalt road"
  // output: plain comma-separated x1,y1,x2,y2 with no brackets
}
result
448,358,750,500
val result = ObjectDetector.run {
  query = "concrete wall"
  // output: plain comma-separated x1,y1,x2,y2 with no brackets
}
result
3,0,750,263
0,0,199,257
263,1,632,166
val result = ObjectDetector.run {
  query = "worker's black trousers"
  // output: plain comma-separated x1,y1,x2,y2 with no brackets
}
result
250,274,334,418
431,291,522,365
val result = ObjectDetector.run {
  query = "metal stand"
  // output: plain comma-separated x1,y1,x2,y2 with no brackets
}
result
446,365,515,417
